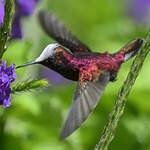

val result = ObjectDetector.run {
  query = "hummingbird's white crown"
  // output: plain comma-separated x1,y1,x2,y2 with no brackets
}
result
35,43,60,62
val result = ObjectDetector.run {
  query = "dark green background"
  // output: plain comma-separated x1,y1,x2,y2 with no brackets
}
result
1,0,150,149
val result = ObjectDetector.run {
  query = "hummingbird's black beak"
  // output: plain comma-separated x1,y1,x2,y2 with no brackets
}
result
16,61,37,69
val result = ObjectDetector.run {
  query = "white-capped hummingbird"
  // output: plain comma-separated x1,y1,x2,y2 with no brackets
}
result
16,10,144,140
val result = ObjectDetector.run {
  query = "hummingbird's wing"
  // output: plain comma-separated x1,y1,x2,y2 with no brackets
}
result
38,10,91,53
60,72,110,140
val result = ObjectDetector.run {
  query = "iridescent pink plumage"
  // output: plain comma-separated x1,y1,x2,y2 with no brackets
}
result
60,48,125,83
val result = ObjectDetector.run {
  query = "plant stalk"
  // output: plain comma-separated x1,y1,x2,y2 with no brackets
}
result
95,31,150,150
0,0,15,60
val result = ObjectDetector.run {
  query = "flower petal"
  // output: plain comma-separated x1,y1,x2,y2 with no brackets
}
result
0,0,6,27
0,61,16,108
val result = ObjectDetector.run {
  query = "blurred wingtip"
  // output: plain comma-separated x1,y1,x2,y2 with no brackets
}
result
38,9,45,17
59,132,67,141
38,9,52,20
59,124,73,140
38,9,45,21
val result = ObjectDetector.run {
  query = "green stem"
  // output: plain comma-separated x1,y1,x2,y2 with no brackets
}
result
95,30,150,150
0,112,6,150
0,0,14,147
11,79,48,94
0,0,15,60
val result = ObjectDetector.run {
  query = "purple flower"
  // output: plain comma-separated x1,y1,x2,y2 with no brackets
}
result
11,15,22,39
11,0,39,39
0,0,39,39
0,0,6,27
16,0,39,16
0,61,16,108
129,0,150,23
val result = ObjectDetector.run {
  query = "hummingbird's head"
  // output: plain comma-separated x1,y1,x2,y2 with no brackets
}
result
35,43,60,62
16,43,61,69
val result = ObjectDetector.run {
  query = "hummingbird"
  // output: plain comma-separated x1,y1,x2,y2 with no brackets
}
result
16,10,144,140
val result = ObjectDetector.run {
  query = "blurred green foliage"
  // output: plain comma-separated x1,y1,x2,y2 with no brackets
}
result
1,0,150,150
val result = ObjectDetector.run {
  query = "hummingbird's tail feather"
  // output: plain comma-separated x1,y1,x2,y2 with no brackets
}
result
123,38,144,61
16,61,37,69
115,38,144,62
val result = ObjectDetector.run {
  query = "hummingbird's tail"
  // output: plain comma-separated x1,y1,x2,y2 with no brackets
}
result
115,38,144,62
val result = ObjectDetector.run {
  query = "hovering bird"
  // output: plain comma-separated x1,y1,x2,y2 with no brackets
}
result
16,10,144,140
